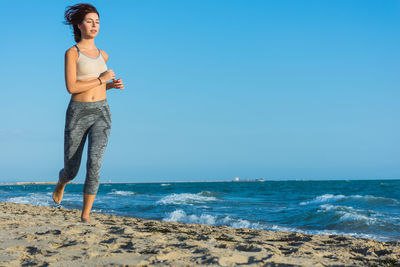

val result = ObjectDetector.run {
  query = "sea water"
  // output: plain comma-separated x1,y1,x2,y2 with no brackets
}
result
1,179,399,242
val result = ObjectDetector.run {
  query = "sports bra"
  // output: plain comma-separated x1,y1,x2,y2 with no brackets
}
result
74,44,108,80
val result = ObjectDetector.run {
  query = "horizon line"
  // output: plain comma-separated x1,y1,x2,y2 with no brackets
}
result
1,178,399,186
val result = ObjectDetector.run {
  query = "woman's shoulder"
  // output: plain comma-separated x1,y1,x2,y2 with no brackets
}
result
65,45,79,57
100,49,109,62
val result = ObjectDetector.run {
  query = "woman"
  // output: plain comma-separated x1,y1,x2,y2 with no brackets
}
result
52,3,124,223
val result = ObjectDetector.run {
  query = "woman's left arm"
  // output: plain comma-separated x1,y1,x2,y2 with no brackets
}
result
102,50,125,90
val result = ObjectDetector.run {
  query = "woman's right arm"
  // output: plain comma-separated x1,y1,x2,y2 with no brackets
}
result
64,48,105,94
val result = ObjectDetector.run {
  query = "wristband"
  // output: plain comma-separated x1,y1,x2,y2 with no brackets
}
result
97,77,102,85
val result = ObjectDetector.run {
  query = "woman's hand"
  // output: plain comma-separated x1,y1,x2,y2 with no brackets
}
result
99,69,115,82
112,78,124,89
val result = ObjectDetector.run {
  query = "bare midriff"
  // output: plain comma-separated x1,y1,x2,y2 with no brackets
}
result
71,78,107,102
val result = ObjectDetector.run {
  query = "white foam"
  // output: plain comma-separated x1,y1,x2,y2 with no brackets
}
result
219,215,263,229
162,209,263,230
160,184,171,186
156,192,218,205
198,191,219,197
163,209,216,225
318,204,380,225
7,193,52,207
300,193,399,206
300,194,346,205
270,224,303,233
352,194,400,204
107,190,136,196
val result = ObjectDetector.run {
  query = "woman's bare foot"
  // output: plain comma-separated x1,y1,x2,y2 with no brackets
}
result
52,181,66,204
81,216,90,223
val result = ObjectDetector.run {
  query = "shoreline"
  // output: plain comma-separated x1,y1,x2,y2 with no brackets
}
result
1,201,399,266
1,178,399,186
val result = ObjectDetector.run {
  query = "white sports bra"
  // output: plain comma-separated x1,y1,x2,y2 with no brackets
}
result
74,44,108,80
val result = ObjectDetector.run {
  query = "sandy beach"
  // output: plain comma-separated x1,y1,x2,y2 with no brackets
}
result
0,201,399,266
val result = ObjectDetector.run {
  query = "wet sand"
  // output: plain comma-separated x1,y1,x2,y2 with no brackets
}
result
0,201,399,266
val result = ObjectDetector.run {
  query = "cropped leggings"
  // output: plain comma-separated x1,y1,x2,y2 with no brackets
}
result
59,99,111,195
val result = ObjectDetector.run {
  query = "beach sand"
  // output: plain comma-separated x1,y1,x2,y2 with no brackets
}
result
0,201,399,266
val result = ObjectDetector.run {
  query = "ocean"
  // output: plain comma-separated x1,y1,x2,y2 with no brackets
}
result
1,179,399,242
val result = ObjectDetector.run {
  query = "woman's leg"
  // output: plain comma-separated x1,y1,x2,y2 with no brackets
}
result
59,129,89,184
53,128,88,204
81,103,111,221
53,101,91,204
81,193,96,222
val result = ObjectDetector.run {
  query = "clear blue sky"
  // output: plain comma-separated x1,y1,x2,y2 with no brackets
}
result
0,0,399,183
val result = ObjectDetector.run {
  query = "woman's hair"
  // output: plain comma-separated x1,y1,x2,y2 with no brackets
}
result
64,3,100,43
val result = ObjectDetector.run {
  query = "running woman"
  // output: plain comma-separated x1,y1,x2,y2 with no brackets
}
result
53,3,124,223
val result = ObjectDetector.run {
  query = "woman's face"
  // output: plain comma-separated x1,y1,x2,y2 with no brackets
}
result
78,12,100,39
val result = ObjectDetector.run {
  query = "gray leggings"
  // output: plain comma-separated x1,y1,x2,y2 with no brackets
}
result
59,99,111,195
